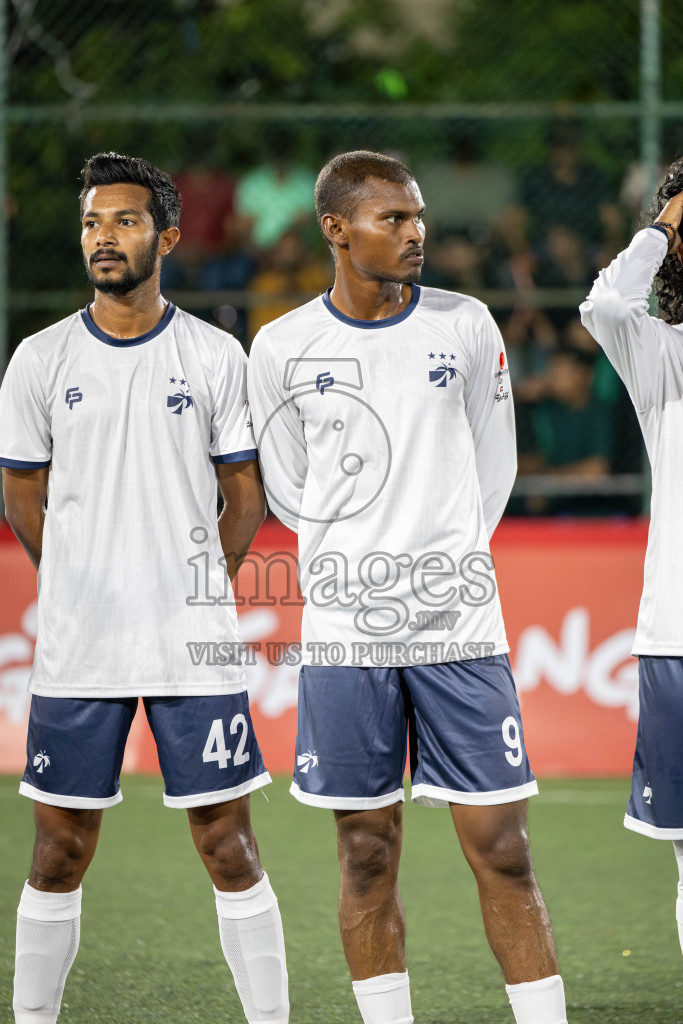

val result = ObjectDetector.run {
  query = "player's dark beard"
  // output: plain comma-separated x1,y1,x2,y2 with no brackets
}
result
380,265,423,285
399,265,423,284
85,239,159,296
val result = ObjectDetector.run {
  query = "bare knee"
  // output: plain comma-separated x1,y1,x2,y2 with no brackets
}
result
453,804,535,887
30,808,102,890
473,828,533,881
336,805,402,896
189,799,261,889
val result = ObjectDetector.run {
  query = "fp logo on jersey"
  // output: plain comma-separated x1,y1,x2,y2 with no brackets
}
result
257,357,392,525
65,386,82,410
316,371,335,395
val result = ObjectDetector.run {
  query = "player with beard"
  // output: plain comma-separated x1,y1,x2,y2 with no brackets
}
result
248,151,567,1023
0,152,289,1024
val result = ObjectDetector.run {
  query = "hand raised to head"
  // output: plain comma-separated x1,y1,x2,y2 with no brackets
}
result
655,191,683,256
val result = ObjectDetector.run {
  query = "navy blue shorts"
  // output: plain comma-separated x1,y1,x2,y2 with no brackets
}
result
625,656,683,839
21,693,270,810
292,655,538,810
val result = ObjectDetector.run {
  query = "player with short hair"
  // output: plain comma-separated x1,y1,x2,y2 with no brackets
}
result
1,152,288,1024
581,161,683,960
247,150,567,1024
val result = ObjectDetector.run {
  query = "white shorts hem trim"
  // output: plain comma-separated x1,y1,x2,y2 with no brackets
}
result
163,771,272,808
411,780,539,808
19,781,124,809
624,813,683,840
28,682,248,698
290,782,405,810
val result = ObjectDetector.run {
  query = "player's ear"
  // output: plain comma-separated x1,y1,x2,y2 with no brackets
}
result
321,213,348,250
158,226,180,257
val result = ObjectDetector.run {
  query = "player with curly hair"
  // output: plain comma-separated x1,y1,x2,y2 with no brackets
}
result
581,157,683,959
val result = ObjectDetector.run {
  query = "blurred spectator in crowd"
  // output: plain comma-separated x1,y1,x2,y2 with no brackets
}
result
533,225,594,292
416,127,516,240
421,228,489,291
561,313,642,481
532,223,596,332
247,226,331,339
162,161,237,288
235,129,316,252
517,347,614,514
501,306,559,396
619,159,670,229
561,314,621,407
199,216,259,345
520,126,624,249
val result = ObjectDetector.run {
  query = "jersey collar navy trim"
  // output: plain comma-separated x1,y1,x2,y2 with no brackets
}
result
322,285,420,329
80,302,176,347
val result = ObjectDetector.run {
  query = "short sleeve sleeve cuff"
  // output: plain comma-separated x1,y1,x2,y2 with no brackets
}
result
211,448,258,465
0,456,51,469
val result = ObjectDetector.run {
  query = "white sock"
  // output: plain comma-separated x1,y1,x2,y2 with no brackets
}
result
214,872,289,1024
13,882,82,1024
673,840,683,955
352,972,413,1024
505,974,567,1024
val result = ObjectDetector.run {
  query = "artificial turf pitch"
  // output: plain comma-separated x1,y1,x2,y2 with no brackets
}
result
1,776,681,1024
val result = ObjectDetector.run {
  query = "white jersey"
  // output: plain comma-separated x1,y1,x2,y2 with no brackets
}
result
580,227,683,655
247,284,516,666
0,303,256,697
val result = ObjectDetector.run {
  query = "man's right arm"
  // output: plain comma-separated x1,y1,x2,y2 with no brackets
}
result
2,466,49,570
580,191,683,412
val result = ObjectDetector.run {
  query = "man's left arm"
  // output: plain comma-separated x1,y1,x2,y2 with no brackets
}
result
464,308,517,538
215,460,266,581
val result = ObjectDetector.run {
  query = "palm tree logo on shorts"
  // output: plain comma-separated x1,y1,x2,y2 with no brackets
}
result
33,751,51,773
297,750,319,773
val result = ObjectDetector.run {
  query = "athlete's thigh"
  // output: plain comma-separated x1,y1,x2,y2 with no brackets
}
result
21,695,138,808
144,691,270,809
626,655,683,838
405,655,537,808
292,665,408,809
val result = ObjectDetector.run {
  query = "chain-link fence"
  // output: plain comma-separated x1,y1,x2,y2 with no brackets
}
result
4,0,682,514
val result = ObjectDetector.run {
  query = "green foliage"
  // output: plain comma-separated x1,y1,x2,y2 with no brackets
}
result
8,0,651,108
449,0,640,103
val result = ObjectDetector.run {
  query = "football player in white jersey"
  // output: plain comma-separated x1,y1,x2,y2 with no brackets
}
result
0,153,288,1024
248,151,566,1024
581,165,683,963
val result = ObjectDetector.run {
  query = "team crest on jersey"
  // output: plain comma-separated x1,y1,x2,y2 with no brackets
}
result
493,351,510,402
167,375,194,415
427,351,457,387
